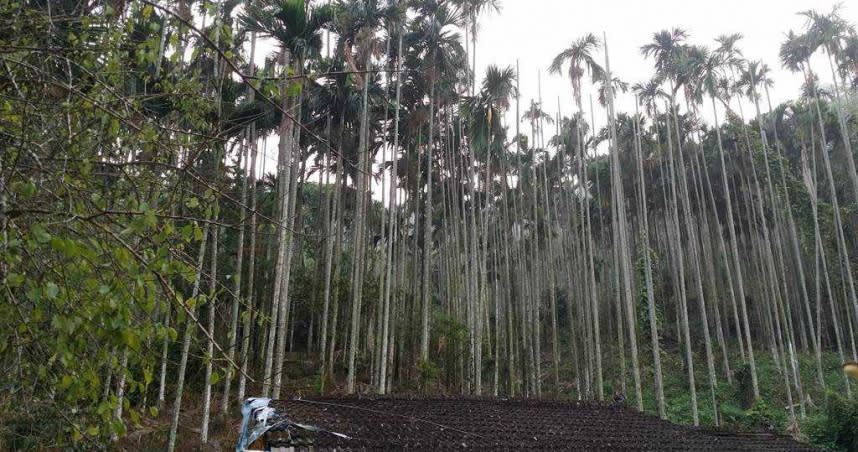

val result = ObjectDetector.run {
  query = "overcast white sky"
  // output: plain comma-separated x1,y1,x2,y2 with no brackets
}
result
475,0,855,131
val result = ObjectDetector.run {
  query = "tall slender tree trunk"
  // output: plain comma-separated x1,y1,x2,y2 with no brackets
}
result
201,224,220,443
223,132,249,413
347,51,372,394
272,53,307,398
238,117,259,404
167,220,211,452
111,349,129,442
262,49,294,396
663,99,699,425
380,32,404,394
421,50,438,366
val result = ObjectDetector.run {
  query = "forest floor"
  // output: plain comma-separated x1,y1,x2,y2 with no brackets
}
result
114,350,848,451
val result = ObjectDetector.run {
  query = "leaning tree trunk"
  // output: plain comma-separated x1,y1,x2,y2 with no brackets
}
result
200,223,220,443
823,51,858,210
805,62,858,355
633,100,665,419
803,139,851,395
761,79,824,388
711,93,759,399
671,96,718,425
167,219,211,452
572,85,603,401
168,45,225,447
662,99,700,425
603,41,642,410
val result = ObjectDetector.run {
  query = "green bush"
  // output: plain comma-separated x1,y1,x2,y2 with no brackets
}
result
744,399,779,431
804,392,858,452
718,402,746,427
733,363,756,409
417,360,441,387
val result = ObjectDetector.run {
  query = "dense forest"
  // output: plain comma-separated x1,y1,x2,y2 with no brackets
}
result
3,0,858,449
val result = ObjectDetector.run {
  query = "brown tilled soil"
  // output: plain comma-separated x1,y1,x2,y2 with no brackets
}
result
265,397,820,451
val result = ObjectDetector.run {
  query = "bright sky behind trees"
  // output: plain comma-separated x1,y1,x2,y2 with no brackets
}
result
476,0,854,128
